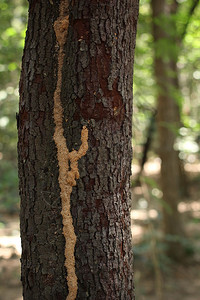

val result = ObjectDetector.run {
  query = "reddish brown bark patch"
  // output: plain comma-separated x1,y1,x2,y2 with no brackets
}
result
33,74,46,94
36,111,45,126
73,18,90,41
75,42,124,124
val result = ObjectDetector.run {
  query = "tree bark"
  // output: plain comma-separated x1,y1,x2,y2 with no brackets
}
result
18,0,139,299
151,0,185,261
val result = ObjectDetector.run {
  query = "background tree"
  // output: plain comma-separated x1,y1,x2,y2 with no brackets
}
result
151,0,185,261
132,0,200,262
151,0,199,261
18,0,139,299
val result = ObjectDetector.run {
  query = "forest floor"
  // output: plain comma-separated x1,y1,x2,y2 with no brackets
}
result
0,159,200,300
131,159,200,300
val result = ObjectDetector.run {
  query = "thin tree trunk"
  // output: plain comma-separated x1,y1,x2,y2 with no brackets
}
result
151,0,185,261
169,58,188,197
18,0,139,299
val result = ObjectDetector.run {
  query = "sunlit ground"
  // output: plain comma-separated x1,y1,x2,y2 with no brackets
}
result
0,160,200,299
131,159,200,300
0,215,22,300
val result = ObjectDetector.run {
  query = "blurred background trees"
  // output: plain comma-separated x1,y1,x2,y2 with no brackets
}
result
0,0,200,299
0,0,27,212
133,0,200,298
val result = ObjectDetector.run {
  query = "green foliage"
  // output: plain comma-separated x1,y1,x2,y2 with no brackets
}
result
134,231,172,272
164,234,196,257
0,160,19,212
179,4,200,126
133,0,200,164
134,230,196,280
140,175,158,188
0,0,27,212
133,0,156,161
191,217,200,224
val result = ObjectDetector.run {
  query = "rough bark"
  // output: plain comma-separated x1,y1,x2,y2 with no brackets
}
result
18,0,139,299
151,0,185,260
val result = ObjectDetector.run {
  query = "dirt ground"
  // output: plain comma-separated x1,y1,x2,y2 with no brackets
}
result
132,160,200,300
0,160,200,299
0,215,22,300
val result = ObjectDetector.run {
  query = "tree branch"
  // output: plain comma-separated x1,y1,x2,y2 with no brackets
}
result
181,0,199,40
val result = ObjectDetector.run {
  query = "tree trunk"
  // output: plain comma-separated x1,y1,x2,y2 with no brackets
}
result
151,0,185,261
18,0,139,299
